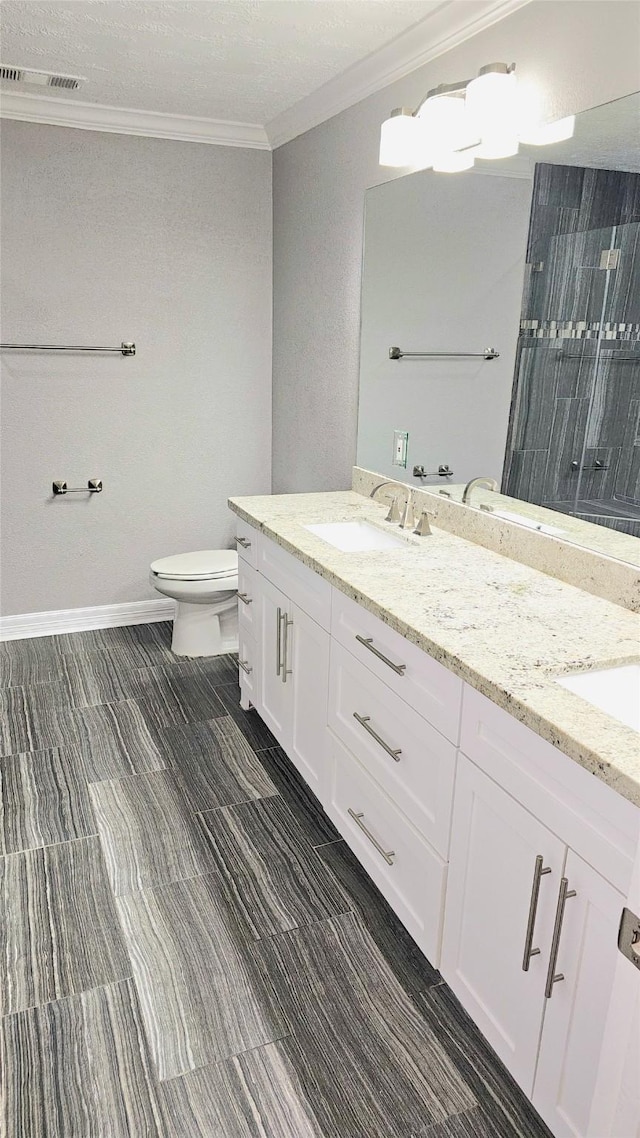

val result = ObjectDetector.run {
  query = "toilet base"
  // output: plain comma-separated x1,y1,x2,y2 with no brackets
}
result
171,599,238,657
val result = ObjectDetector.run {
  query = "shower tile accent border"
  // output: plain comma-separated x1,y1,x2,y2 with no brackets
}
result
352,467,640,612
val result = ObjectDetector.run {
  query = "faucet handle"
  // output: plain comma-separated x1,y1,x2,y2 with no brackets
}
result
414,509,434,536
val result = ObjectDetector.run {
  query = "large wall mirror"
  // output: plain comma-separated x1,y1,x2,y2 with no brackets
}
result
357,91,640,557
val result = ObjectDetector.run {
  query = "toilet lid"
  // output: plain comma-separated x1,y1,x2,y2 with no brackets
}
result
150,549,238,581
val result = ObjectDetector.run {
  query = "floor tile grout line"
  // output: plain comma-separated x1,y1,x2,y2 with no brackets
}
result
155,1029,296,1087
0,830,103,862
0,975,135,1021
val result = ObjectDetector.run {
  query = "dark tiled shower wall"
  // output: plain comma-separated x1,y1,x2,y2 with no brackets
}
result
504,163,640,523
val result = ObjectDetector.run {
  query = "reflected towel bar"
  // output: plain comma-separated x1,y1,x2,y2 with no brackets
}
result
1,342,135,355
389,346,499,361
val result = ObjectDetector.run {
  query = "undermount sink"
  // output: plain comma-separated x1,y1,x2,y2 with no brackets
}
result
555,663,640,732
491,509,565,537
304,520,409,552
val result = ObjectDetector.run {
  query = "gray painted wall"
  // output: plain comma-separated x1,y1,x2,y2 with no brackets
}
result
272,1,640,493
1,122,272,616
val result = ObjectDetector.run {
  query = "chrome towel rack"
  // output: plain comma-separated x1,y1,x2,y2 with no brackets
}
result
53,479,103,496
389,346,499,361
1,341,135,355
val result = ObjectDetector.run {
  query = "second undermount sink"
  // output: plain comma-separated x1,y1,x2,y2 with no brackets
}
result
304,520,409,552
555,663,640,732
490,509,565,537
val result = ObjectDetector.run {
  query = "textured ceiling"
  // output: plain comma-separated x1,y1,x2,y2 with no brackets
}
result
0,0,439,123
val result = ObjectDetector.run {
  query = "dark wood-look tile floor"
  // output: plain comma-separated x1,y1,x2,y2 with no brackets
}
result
0,622,553,1137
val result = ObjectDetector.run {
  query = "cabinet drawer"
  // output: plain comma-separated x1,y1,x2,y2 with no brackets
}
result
331,591,462,743
235,519,258,568
258,534,332,630
238,627,258,706
237,561,260,634
327,733,447,964
329,641,456,856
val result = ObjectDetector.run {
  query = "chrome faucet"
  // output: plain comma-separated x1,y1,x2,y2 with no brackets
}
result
369,480,410,524
462,476,498,506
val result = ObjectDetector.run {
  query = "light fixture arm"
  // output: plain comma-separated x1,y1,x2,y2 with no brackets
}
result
413,64,516,118
415,78,470,113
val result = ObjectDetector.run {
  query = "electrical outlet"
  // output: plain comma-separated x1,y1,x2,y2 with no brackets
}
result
392,430,408,468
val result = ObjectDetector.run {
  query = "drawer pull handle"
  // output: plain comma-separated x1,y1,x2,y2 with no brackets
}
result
522,855,552,971
281,612,293,684
545,877,577,999
353,713,402,762
276,606,283,676
348,809,395,865
355,635,406,676
236,536,252,549
238,658,253,675
238,592,252,606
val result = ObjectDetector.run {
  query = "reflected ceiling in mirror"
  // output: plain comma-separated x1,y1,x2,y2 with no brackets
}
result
356,91,640,565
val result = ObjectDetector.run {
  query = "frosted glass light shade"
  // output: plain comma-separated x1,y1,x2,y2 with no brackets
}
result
379,111,423,167
418,93,477,152
462,67,519,140
519,115,576,145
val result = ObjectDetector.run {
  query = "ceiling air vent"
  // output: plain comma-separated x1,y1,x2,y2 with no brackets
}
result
0,66,24,82
0,66,85,90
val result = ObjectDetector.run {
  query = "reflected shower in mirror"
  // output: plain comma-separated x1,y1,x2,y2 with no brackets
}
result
357,91,640,545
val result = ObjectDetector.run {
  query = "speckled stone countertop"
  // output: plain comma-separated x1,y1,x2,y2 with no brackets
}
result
229,491,640,809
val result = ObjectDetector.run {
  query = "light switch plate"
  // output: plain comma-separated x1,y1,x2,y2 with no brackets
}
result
392,429,408,468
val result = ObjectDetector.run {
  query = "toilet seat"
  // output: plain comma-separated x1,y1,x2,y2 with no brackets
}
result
150,549,238,581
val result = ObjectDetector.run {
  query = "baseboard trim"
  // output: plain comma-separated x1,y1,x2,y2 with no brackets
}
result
0,598,175,642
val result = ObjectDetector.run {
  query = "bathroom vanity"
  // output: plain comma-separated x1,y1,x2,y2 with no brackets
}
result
229,486,640,1138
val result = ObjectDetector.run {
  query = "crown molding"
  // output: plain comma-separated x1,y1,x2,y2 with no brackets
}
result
266,0,532,148
0,90,270,149
0,0,531,151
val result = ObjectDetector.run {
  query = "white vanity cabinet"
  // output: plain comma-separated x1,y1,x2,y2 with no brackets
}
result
442,688,639,1137
442,754,566,1092
237,521,331,799
533,850,626,1138
233,514,640,1138
441,754,625,1136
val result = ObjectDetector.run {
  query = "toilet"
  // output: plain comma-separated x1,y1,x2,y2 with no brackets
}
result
149,549,238,657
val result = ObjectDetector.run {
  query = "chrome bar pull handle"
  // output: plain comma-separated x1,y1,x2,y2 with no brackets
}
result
545,877,577,998
522,855,552,971
355,635,406,676
276,606,283,676
238,659,252,676
348,809,395,865
281,614,293,684
353,713,402,762
236,536,251,549
237,592,252,606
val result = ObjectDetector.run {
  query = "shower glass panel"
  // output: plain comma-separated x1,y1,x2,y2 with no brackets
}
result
507,206,640,537
573,221,640,536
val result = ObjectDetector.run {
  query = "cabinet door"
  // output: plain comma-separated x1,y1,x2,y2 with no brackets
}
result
533,850,625,1138
441,755,565,1095
287,604,330,802
257,574,291,746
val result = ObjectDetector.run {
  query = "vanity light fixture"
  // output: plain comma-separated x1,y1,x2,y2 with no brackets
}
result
379,63,575,171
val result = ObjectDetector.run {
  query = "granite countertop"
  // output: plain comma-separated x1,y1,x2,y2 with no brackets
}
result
229,491,640,809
